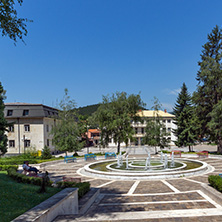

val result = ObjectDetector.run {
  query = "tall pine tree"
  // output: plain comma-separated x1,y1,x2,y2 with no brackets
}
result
0,82,8,155
173,83,196,152
193,25,222,153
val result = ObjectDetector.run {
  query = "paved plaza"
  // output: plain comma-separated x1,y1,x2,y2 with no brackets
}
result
43,149,222,221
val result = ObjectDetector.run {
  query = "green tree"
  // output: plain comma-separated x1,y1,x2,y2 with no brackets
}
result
193,25,222,153
0,82,8,156
207,100,222,150
144,97,170,153
173,83,197,152
0,0,31,43
95,92,145,153
41,145,52,159
51,89,84,156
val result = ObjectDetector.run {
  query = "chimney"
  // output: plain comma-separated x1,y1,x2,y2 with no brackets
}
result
164,109,167,113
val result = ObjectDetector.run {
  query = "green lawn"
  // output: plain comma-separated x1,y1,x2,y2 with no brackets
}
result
0,171,61,222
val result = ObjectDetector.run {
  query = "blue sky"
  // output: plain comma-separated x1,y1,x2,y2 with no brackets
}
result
1,0,222,111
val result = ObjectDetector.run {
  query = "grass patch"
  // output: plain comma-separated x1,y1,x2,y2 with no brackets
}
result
0,171,61,222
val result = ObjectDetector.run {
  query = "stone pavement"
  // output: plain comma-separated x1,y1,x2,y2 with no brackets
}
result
45,154,222,222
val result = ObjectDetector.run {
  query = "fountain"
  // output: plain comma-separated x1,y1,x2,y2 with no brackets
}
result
79,147,211,180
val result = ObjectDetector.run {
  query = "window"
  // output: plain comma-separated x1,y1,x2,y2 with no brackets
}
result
141,128,144,134
168,137,171,141
163,119,166,123
23,110,29,116
167,128,171,132
7,110,13,116
109,138,112,143
47,139,50,146
24,125,30,132
46,125,49,132
9,140,15,147
167,119,171,123
24,140,30,147
135,128,138,134
8,125,14,132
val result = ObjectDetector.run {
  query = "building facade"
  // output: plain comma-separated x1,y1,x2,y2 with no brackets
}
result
4,103,58,155
108,109,176,147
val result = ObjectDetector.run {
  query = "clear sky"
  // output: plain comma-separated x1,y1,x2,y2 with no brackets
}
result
1,0,222,111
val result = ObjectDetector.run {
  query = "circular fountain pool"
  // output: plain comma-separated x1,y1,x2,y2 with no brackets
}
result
79,157,211,180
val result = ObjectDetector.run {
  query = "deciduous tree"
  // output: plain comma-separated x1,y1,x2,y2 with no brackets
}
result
95,92,145,153
0,82,8,156
144,97,170,153
51,89,84,156
0,0,30,43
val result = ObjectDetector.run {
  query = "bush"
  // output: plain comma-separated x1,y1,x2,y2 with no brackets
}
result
0,156,39,165
7,168,53,187
41,146,52,159
208,175,222,192
0,165,18,171
56,181,90,198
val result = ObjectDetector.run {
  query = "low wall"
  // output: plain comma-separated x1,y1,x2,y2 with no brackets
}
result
12,188,78,222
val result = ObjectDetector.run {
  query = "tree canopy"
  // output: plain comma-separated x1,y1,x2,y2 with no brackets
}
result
51,89,84,155
144,97,170,153
193,25,222,153
94,92,145,153
0,0,30,43
0,82,8,155
173,83,197,151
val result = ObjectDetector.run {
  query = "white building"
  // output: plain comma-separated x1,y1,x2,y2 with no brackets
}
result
4,103,59,155
108,109,176,147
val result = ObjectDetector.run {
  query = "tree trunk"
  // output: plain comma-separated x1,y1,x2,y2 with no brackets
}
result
217,138,222,154
189,145,191,152
117,141,120,154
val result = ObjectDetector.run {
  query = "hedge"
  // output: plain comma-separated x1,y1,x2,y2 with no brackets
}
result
0,165,18,171
56,181,90,198
7,168,53,187
208,175,222,192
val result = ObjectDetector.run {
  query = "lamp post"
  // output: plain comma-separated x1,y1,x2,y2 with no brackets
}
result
23,135,26,154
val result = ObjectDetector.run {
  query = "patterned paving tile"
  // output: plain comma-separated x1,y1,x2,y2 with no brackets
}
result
86,201,215,214
133,181,173,194
100,181,135,194
89,179,112,187
188,176,209,184
166,179,202,191
100,192,204,204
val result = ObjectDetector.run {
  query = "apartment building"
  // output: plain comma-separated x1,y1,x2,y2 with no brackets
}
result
4,103,58,155
108,109,176,147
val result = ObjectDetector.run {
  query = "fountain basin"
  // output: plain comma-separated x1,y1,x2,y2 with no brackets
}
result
79,158,210,180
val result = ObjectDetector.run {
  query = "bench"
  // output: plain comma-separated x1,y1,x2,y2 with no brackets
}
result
197,151,208,158
63,176,81,183
105,152,116,159
84,153,96,161
22,169,37,175
21,169,40,177
170,150,181,158
64,156,77,163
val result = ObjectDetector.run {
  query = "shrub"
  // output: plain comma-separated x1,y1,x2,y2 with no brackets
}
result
41,146,52,159
7,168,52,187
56,181,90,198
208,175,222,192
0,165,18,171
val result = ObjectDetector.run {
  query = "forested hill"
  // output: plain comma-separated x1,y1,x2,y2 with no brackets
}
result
77,104,100,116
